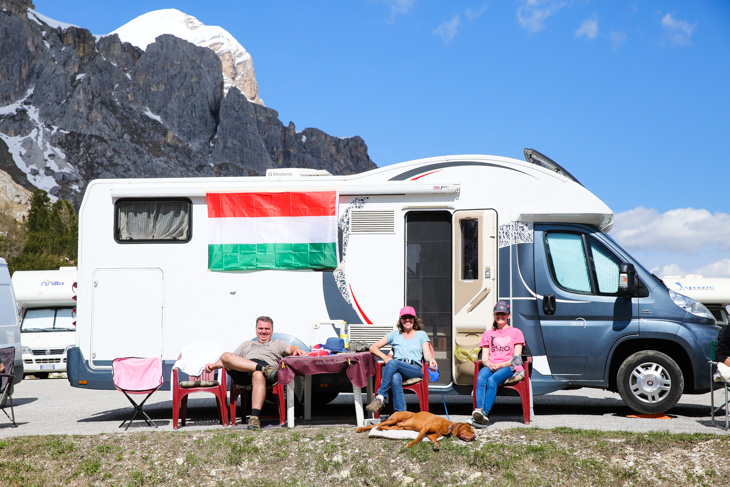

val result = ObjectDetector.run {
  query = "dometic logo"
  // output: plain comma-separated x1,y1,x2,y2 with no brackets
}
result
40,280,65,287
673,282,715,292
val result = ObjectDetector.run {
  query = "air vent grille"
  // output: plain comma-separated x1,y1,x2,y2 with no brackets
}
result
351,210,395,234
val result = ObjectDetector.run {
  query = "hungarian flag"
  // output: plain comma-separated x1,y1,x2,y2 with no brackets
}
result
207,191,339,271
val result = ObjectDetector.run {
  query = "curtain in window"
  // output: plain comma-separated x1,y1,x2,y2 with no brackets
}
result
118,201,189,240
591,241,620,293
546,233,591,293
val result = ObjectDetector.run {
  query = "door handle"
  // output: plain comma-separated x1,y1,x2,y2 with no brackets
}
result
543,294,556,315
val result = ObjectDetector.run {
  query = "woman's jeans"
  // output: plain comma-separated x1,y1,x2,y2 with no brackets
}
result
475,366,514,415
377,359,422,412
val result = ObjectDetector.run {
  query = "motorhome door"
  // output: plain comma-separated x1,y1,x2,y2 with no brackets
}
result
452,210,498,385
405,211,452,385
533,226,637,381
90,268,163,364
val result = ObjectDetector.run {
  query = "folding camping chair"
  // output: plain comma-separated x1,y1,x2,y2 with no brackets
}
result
112,357,163,431
710,340,729,430
0,346,17,427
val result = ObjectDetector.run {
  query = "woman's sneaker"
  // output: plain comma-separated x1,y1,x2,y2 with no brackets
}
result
365,397,384,413
471,408,488,427
504,370,525,385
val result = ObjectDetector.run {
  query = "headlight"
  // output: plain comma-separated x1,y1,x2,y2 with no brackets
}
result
669,290,714,320
22,346,31,355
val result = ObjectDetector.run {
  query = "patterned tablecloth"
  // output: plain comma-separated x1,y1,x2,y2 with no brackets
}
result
278,352,376,388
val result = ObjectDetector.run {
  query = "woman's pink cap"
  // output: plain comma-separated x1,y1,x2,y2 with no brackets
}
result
399,306,417,317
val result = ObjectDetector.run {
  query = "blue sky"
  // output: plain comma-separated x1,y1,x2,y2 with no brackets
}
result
32,0,730,277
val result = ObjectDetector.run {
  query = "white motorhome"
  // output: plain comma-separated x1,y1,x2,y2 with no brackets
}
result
0,258,23,383
69,150,718,414
12,267,77,378
662,276,730,326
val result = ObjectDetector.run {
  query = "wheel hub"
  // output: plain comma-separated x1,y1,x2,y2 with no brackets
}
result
630,362,671,404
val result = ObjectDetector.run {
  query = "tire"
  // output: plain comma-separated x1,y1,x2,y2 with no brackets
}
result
617,350,684,414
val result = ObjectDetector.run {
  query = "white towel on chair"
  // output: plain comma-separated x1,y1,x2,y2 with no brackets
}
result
718,362,730,383
172,340,223,377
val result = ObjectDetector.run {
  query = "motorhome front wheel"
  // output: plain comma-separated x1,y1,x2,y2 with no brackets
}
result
616,350,684,415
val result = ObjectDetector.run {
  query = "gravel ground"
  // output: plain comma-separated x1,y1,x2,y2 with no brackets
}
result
1,374,728,437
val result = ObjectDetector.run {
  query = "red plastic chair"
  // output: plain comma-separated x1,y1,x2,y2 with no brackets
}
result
229,380,286,426
373,359,429,418
112,357,163,430
172,366,229,429
472,356,532,424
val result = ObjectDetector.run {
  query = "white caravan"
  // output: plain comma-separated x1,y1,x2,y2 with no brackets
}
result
0,258,22,383
12,267,77,378
662,276,730,326
69,150,718,414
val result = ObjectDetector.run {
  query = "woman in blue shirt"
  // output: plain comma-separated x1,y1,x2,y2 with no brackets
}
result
366,306,437,413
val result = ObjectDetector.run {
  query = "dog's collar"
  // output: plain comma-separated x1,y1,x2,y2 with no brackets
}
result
446,423,453,436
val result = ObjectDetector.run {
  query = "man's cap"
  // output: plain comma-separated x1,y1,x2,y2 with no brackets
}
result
493,301,510,314
399,306,417,318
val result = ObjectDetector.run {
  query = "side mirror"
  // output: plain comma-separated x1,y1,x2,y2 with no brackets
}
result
618,263,638,297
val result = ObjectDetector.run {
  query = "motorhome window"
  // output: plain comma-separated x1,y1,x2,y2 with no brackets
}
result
588,238,620,294
21,308,75,332
0,293,15,327
116,199,191,242
460,219,479,280
545,233,591,293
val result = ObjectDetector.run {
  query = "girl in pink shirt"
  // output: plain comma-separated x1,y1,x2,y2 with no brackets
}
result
472,301,525,427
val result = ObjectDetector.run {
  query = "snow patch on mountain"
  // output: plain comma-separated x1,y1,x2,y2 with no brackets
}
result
110,9,263,105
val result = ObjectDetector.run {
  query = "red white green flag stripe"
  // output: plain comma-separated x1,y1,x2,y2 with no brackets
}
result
207,191,339,271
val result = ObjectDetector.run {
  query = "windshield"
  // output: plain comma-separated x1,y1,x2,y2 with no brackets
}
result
21,308,76,332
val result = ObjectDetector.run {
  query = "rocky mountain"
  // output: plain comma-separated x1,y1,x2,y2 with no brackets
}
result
0,0,375,211
112,9,264,106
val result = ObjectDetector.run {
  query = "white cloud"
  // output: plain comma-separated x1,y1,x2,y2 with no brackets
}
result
651,259,730,279
609,30,627,50
661,12,696,46
516,0,567,33
465,4,488,21
575,16,598,40
612,207,730,278
383,0,416,20
434,15,460,43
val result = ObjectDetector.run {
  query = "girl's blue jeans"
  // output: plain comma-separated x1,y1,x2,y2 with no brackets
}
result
377,359,422,412
475,366,514,415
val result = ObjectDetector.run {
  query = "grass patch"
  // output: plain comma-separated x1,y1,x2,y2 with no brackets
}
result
0,427,726,486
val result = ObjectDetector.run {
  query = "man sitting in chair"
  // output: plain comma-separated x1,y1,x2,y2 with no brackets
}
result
716,323,730,383
205,316,306,429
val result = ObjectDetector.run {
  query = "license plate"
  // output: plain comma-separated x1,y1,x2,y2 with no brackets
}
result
39,364,56,370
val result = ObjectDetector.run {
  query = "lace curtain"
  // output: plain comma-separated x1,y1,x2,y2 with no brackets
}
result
118,201,189,241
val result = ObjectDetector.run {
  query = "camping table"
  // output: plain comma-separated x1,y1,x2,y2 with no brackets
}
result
278,352,376,427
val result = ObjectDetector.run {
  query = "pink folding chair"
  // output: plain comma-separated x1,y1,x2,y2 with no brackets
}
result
112,357,163,431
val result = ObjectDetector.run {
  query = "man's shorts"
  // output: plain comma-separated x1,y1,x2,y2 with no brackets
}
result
227,359,277,387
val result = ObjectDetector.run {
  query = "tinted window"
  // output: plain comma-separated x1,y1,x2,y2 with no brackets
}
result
115,199,191,242
460,219,479,280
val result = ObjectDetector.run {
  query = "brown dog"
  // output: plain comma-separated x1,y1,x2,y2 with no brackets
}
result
357,411,476,451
